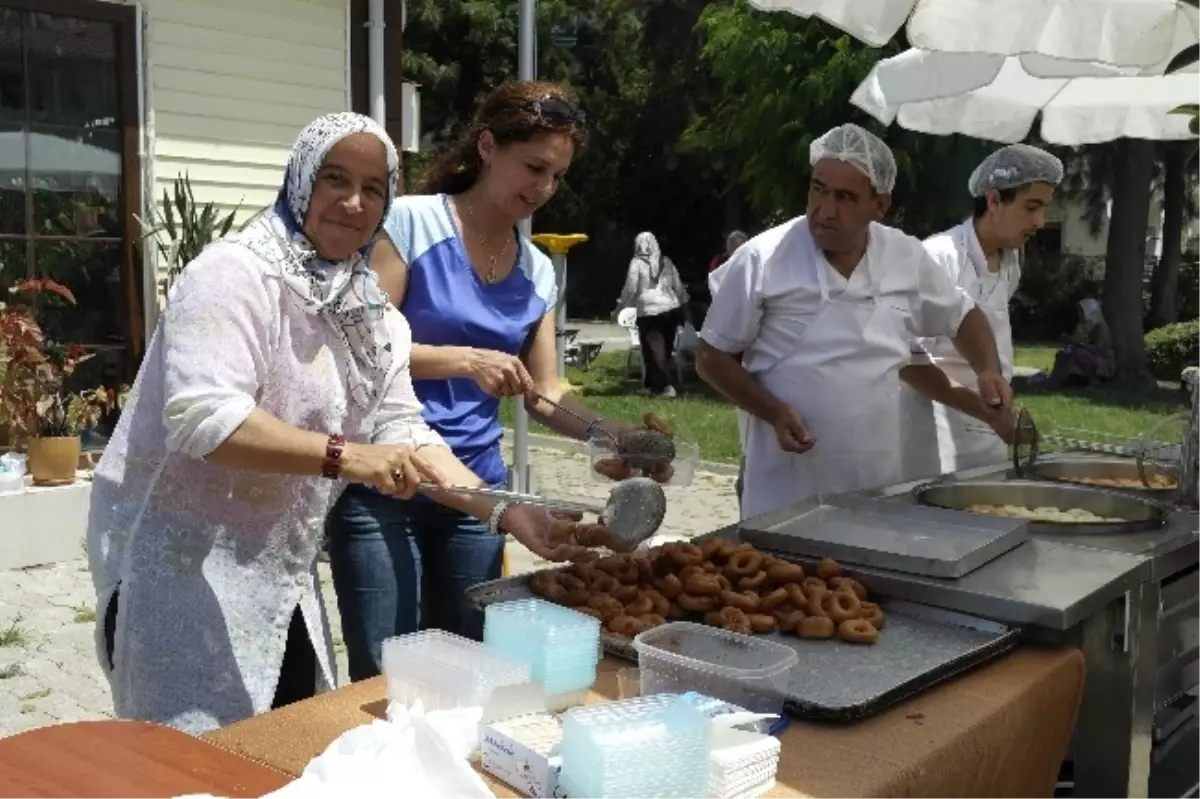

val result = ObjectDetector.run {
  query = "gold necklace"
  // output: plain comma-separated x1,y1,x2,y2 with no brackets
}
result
460,197,512,284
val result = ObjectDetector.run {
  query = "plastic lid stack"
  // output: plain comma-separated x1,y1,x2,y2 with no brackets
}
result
484,598,601,698
558,694,710,798
381,629,530,711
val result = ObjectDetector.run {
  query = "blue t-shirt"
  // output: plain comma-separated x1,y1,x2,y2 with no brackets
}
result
384,194,557,486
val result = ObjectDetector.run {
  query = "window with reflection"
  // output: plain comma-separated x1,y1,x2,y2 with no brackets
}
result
0,5,128,415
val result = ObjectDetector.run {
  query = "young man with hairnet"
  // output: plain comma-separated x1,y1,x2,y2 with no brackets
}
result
900,144,1063,480
697,124,1012,521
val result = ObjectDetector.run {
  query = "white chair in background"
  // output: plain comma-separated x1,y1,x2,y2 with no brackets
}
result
617,307,642,379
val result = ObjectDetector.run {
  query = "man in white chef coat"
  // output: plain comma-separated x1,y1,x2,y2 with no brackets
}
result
900,144,1063,480
697,124,1012,521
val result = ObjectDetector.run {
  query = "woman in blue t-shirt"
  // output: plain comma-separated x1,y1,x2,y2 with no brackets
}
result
326,81,657,679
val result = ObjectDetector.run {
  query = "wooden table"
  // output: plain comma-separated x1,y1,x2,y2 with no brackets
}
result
0,720,292,798
205,646,1087,798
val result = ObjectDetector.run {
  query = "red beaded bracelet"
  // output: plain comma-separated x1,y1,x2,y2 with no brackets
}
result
321,434,346,480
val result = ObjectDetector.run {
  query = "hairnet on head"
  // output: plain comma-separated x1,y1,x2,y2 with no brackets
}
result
809,123,897,194
968,144,1063,198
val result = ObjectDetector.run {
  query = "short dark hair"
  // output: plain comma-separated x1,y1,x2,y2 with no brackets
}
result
973,186,1018,219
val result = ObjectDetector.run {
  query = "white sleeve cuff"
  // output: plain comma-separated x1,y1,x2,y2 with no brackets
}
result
698,327,750,355
372,421,447,450
163,394,257,458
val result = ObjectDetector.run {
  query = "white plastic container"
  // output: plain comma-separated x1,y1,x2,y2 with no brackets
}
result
381,629,530,711
632,622,797,714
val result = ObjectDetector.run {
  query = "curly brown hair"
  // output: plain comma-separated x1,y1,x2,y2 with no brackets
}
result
420,80,588,195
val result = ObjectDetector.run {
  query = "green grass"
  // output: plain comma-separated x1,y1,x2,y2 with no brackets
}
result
19,687,50,701
0,663,23,679
1013,343,1058,374
0,618,27,648
500,351,744,463
499,348,1188,464
72,606,96,624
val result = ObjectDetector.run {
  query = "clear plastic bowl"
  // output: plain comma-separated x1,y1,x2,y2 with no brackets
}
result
586,435,699,487
632,622,797,714
382,629,530,710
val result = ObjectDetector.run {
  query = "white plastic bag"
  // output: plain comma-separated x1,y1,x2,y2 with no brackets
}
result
678,321,698,353
0,452,25,494
178,701,494,799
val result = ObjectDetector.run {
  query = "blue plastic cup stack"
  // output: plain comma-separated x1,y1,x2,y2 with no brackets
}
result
558,694,711,798
484,597,601,699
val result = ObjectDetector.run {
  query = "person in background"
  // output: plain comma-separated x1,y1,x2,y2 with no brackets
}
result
327,81,669,681
900,144,1063,479
86,114,588,734
618,231,690,398
697,123,1011,521
708,230,748,274
1040,297,1116,387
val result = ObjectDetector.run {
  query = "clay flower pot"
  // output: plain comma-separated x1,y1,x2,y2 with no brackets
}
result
27,435,81,486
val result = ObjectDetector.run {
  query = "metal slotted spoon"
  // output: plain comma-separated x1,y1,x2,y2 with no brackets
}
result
532,393,677,471
419,476,667,550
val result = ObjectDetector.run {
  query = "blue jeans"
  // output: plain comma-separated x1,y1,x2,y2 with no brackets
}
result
326,484,503,682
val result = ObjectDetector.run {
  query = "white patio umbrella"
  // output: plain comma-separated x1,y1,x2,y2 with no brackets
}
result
849,47,1199,144
749,0,1198,69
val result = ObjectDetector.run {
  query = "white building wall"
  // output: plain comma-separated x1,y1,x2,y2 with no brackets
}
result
143,0,350,230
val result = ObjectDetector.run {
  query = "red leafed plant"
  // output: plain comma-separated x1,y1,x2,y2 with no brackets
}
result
0,278,116,442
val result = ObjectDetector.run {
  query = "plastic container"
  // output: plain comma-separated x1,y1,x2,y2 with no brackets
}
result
632,622,797,714
559,694,710,798
709,727,781,799
586,434,699,487
484,598,601,699
381,629,530,711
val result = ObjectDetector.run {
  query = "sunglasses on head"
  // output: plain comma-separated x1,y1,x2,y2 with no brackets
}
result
525,95,585,127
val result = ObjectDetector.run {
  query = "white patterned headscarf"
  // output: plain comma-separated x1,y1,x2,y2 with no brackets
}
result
230,112,399,408
634,231,662,276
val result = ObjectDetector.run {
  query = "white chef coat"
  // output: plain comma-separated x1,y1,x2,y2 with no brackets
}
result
702,217,975,521
900,219,1019,481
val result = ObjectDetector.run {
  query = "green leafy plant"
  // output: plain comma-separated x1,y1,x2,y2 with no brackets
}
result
137,173,240,295
0,279,120,441
1169,0,1199,134
1144,319,1200,381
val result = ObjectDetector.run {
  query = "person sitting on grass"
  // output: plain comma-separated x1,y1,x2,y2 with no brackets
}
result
1041,298,1116,388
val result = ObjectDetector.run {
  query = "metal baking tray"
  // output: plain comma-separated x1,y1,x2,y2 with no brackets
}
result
739,493,1029,578
914,479,1170,535
467,563,1019,722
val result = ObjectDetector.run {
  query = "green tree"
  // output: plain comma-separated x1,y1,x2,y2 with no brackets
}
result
685,0,993,237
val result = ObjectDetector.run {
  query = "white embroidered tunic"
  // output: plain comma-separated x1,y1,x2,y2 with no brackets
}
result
87,241,442,734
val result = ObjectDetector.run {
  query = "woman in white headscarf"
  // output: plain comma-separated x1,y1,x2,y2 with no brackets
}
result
86,113,590,734
1042,297,1116,387
618,231,689,397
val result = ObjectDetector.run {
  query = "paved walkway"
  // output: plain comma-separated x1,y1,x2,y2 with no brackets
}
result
0,445,738,737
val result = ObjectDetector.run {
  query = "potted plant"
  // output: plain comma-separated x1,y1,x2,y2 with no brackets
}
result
137,173,241,302
0,278,118,485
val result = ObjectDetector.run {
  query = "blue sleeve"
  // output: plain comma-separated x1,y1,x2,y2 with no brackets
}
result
382,200,414,263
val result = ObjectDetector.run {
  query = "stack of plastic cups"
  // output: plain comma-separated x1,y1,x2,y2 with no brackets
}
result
558,694,710,798
381,629,531,711
484,598,600,709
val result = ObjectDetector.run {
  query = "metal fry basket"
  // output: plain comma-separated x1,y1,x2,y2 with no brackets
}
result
1012,405,1185,492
